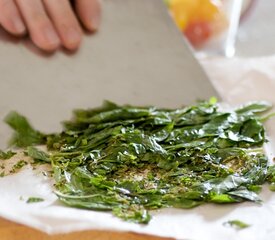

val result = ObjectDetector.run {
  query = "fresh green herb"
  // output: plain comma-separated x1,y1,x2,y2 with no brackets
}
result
10,160,27,173
26,146,50,163
0,150,16,160
224,220,250,229
4,111,46,147
266,165,275,191
269,183,275,191
26,197,44,203
5,99,275,224
0,172,5,177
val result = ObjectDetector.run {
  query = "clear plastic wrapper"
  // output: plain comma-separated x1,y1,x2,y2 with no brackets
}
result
167,0,254,57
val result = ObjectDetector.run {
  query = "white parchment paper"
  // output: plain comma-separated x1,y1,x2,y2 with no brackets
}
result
1,56,275,240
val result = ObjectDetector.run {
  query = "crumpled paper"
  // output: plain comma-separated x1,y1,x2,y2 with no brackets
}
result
201,55,275,105
1,56,275,240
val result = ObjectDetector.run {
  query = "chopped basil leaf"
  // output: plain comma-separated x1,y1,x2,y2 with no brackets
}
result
224,220,250,229
26,197,44,203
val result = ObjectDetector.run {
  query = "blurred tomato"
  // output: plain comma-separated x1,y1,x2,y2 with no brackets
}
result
184,21,212,47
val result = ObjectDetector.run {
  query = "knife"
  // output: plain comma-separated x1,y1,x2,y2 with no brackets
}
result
0,0,220,148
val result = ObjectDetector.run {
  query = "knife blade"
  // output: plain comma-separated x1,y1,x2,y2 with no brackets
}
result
0,0,220,148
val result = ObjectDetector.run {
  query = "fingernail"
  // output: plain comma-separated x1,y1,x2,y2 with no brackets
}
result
65,28,81,48
12,16,26,34
44,27,60,46
91,13,100,30
90,4,101,30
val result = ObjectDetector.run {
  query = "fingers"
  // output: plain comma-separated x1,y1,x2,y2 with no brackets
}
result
16,0,60,51
75,0,101,32
43,0,82,50
0,0,101,51
0,0,26,35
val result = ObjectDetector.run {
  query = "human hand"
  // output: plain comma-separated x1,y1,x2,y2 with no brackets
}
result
0,0,101,51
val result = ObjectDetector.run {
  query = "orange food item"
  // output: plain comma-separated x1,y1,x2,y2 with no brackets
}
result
191,0,220,22
169,0,200,29
168,0,227,47
184,21,212,47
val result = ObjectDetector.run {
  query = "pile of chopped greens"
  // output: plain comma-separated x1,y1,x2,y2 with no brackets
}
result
3,99,275,223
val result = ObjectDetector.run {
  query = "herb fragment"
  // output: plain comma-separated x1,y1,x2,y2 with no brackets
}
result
266,165,275,191
223,220,250,229
4,111,46,147
10,160,27,173
26,197,44,203
26,146,50,163
269,183,275,192
0,150,16,160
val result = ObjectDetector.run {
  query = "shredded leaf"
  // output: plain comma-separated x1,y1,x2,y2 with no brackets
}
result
26,146,50,163
0,150,16,160
224,219,250,229
4,111,46,147
26,197,44,203
10,160,27,173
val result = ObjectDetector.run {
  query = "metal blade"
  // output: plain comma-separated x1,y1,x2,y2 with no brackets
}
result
0,0,219,148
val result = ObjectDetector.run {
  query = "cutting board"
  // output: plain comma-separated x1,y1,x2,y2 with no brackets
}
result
0,217,172,240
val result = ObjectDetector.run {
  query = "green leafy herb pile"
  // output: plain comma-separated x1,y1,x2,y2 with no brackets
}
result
4,99,275,223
